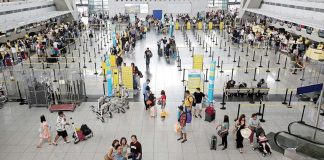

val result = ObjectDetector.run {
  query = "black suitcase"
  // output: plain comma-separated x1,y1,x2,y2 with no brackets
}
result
210,135,217,150
205,113,215,122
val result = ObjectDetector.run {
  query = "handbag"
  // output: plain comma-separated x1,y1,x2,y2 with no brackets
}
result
217,129,228,138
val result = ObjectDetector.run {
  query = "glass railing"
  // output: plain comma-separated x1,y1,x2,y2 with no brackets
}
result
288,121,324,145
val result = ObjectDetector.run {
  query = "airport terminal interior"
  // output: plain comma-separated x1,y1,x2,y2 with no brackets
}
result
0,0,324,159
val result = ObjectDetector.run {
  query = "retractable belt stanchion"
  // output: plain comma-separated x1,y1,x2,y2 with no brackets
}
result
205,69,208,82
65,56,68,68
299,105,306,124
257,99,263,115
287,90,293,108
283,57,288,69
236,104,241,120
245,61,248,74
217,56,220,68
233,52,237,62
94,62,98,75
250,88,255,104
276,68,281,81
191,47,194,57
282,88,288,104
260,104,266,122
277,53,281,64
266,60,270,72
220,61,224,73
219,40,222,49
259,56,263,67
215,36,218,45
209,47,212,57
182,69,186,82
252,51,256,61
224,42,227,51
53,69,58,82
230,68,234,80
88,52,92,63
300,68,305,81
212,51,215,61
265,45,268,56
178,59,182,71
220,89,226,110
83,57,87,68
237,56,241,67
227,46,230,57
253,68,257,81
241,43,244,52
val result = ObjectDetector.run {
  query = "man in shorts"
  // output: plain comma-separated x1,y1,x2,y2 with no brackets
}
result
177,106,187,143
193,88,206,118
52,111,70,145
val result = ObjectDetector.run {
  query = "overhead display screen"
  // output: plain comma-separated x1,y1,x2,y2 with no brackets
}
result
125,4,148,14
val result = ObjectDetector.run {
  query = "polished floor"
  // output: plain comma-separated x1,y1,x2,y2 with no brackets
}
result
0,23,323,160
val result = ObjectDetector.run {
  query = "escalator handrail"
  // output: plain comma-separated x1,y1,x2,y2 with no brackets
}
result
288,121,324,145
274,131,324,151
288,121,324,134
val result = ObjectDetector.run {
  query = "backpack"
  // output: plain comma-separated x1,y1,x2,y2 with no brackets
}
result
186,112,192,123
80,124,91,136
188,95,196,106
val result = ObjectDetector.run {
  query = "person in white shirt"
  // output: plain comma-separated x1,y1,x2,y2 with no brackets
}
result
247,31,255,47
52,111,70,145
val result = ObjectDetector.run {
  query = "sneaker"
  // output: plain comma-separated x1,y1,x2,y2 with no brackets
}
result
177,137,183,141
64,140,71,144
52,142,58,146
222,147,227,150
194,115,198,118
181,139,187,143
198,114,202,118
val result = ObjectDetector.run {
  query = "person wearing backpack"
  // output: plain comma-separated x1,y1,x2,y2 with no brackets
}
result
183,90,194,114
144,48,153,69
177,106,188,143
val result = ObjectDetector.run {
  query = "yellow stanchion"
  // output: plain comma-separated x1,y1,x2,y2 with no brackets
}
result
220,21,224,30
112,68,119,87
187,22,191,30
197,22,202,30
208,22,213,30
175,22,179,30
110,55,116,67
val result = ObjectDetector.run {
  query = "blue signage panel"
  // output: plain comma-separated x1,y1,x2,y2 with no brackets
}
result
297,83,323,95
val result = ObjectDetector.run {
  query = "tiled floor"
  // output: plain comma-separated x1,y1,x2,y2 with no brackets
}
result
0,22,323,160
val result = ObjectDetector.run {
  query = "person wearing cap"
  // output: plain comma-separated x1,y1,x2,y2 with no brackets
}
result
144,48,152,69
193,88,206,118
177,106,187,143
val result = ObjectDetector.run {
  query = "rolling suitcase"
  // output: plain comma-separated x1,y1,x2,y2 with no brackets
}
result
210,135,217,150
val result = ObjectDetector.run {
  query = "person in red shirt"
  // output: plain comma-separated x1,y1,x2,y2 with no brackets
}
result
159,90,166,112
177,106,187,143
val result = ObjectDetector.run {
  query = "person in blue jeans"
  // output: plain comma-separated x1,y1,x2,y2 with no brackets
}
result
129,135,142,160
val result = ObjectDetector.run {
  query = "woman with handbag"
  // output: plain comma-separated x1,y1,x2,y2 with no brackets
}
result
216,115,229,150
235,114,246,153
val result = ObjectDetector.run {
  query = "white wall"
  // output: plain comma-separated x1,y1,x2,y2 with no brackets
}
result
108,0,208,17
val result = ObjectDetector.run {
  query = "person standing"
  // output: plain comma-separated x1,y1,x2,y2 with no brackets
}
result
236,114,246,153
159,90,166,112
193,88,206,118
183,90,194,114
130,135,142,160
52,111,70,145
144,48,152,69
248,113,260,146
142,79,150,110
37,115,51,148
177,106,188,143
216,115,229,150
120,137,129,158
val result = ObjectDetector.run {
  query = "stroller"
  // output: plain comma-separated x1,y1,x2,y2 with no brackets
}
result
252,127,272,157
70,118,93,144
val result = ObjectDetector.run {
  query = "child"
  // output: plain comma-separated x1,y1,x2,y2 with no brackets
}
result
159,90,166,112
259,132,272,154
37,115,51,148
52,111,70,145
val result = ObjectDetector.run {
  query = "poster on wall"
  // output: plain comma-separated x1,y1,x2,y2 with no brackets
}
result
125,4,148,14
187,70,202,93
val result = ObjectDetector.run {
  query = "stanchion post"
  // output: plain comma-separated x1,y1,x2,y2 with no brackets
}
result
287,90,293,108
252,51,255,61
245,61,248,74
260,104,266,122
233,51,237,62
220,60,224,73
250,88,255,104
204,69,208,82
266,60,270,72
277,53,281,64
299,105,306,124
212,51,215,61
219,39,222,49
236,104,241,120
103,69,107,82
265,45,268,56
253,68,257,81
220,90,226,110
215,36,218,45
257,99,263,115
259,56,263,67
237,56,241,67
178,59,182,71
94,62,98,75
53,69,57,82
65,56,68,68
241,43,244,52
83,57,87,68
230,68,234,80
300,68,305,81
282,88,289,104
88,52,92,63
209,47,212,57
182,69,186,82
224,42,227,51
275,68,281,81
283,57,287,69
217,56,220,68
191,47,194,57
227,46,230,57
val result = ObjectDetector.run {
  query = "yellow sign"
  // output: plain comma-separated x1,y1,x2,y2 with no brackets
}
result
197,22,202,30
187,70,202,93
175,22,179,30
110,55,116,67
208,22,213,30
187,22,191,30
220,21,224,30
193,54,204,70
121,66,133,90
112,68,119,87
